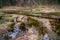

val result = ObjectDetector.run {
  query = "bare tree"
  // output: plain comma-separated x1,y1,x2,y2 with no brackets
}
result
32,0,38,6
27,0,31,6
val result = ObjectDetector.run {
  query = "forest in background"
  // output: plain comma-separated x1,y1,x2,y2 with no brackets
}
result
0,0,60,8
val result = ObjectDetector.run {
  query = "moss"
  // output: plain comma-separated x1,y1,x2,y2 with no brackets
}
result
27,17,45,35
27,17,40,27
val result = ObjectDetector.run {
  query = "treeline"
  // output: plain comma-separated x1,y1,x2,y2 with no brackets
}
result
0,0,60,8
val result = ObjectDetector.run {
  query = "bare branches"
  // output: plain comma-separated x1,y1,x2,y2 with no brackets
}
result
32,0,39,6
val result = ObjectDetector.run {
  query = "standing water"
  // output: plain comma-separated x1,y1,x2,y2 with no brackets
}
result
7,17,20,39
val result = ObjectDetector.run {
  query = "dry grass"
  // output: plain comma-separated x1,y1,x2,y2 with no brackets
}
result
0,5,60,13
